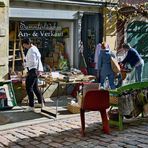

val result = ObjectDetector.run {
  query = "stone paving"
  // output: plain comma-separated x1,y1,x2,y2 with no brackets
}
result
0,112,148,148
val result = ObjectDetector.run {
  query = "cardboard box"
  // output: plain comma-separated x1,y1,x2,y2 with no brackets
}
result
54,48,59,53
48,57,54,63
44,57,50,64
53,53,59,62
53,62,59,69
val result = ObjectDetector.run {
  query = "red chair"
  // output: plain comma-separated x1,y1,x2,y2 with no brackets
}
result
80,67,88,75
80,89,110,136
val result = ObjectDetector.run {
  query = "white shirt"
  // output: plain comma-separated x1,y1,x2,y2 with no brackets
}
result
25,45,43,71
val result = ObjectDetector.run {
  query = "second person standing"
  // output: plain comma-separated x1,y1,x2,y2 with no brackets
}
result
98,42,116,89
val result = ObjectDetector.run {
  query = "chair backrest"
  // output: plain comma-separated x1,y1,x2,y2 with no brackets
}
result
81,90,110,110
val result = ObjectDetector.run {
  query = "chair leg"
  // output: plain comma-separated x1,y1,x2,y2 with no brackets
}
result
80,108,85,136
100,109,110,134
118,112,123,130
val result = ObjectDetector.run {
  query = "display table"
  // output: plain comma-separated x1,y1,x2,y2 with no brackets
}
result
40,72,96,117
109,81,148,130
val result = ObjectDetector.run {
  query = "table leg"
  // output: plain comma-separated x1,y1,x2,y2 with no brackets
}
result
41,82,60,118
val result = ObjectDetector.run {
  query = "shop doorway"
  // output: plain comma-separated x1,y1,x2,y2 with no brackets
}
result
81,13,103,75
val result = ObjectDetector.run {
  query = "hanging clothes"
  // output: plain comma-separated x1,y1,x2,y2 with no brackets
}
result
79,41,87,75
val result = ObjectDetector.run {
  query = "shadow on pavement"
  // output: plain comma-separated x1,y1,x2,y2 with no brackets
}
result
0,110,49,125
0,113,147,148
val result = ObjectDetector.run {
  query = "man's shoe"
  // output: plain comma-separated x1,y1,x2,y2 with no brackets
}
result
34,103,42,108
23,106,34,112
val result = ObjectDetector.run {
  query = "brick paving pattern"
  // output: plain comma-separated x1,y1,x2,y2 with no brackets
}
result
0,112,147,148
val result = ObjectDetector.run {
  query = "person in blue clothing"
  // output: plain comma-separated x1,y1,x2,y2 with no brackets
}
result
98,42,116,89
121,43,144,82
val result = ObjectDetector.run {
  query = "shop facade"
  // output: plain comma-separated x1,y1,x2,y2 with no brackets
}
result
8,0,119,75
0,0,119,78
9,19,75,72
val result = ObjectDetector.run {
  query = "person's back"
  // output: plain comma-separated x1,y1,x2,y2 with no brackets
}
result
122,48,142,68
98,42,115,89
26,45,43,72
121,43,144,82
99,49,113,76
94,43,110,70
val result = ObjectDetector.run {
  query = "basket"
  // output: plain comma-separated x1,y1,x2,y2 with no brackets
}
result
108,109,119,121
67,103,80,114
144,103,148,114
110,96,118,105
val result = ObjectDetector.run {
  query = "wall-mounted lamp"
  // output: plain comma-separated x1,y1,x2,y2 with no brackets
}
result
0,0,5,7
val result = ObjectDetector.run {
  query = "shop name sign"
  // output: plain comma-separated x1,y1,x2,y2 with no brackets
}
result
18,22,63,37
18,30,63,37
20,22,62,31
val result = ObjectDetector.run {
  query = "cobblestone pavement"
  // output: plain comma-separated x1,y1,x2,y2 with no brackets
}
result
0,112,147,148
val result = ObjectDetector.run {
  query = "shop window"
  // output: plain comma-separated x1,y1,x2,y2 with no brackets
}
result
9,21,70,73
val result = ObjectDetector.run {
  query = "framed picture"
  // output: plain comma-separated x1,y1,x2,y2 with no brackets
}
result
62,27,69,38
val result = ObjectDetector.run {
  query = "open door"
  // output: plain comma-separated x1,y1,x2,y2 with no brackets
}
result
81,13,103,75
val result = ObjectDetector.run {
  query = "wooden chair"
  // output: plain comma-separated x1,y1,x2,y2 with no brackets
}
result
80,89,110,136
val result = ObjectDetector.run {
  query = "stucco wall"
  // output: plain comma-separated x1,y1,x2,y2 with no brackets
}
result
104,8,117,51
0,0,9,80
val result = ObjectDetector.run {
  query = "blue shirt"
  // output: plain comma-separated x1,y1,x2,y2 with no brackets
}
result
98,49,114,75
122,48,142,68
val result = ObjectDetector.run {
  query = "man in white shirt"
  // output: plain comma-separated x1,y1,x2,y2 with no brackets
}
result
22,38,44,111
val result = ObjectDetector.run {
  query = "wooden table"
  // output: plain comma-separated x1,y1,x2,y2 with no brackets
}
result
40,73,96,117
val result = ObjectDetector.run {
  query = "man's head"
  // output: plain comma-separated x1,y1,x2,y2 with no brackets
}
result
122,43,131,52
101,42,107,49
22,38,32,49
101,42,110,50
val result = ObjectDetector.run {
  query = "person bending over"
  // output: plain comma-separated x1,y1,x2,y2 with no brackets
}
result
121,43,144,82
